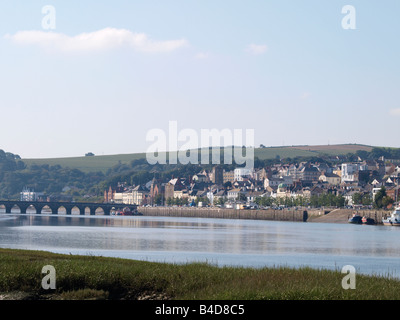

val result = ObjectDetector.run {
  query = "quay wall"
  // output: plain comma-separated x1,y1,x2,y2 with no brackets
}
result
139,207,391,224
139,207,309,222
308,208,389,224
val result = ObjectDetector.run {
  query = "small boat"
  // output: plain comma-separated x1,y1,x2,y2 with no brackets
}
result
117,207,142,216
382,207,400,226
382,218,392,226
348,213,362,224
362,216,375,225
110,207,142,216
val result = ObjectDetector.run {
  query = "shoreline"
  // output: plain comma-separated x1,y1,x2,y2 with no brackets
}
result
1,248,400,301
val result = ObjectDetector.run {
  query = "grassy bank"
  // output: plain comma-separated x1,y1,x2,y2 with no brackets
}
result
0,248,399,300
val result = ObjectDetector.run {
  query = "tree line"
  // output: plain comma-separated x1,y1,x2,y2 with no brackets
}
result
0,150,105,200
254,193,346,208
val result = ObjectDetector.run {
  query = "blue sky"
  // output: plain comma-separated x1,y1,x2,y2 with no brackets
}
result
1,1,399,158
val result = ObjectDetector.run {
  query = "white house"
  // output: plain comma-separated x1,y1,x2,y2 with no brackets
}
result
132,185,147,205
234,168,252,181
20,188,44,201
227,188,245,201
341,163,359,183
264,177,283,188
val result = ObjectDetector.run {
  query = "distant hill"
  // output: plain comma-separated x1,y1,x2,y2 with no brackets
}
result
23,152,148,174
255,144,373,160
22,144,374,173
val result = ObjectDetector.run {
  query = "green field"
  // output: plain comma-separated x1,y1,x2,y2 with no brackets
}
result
23,152,148,173
22,144,373,173
0,248,398,300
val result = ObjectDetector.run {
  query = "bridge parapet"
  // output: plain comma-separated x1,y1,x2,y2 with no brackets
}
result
0,200,137,216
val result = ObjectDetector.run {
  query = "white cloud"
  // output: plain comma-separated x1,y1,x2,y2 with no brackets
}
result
245,43,268,55
4,28,188,54
389,108,400,116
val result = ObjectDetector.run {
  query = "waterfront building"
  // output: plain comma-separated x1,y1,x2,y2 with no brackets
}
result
20,187,44,202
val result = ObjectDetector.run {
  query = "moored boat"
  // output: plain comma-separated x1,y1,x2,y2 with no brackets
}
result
348,213,362,224
119,207,142,216
382,218,392,226
382,207,400,226
361,216,375,225
111,207,142,216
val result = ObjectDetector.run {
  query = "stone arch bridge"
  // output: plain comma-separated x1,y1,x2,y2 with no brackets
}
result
0,200,137,216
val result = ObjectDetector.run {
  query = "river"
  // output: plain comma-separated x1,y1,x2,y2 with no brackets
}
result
1,213,400,278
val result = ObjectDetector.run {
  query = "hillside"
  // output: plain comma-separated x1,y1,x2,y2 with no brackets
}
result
22,144,374,173
23,152,147,173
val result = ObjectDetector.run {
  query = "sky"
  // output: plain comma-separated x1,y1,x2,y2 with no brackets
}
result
0,0,399,159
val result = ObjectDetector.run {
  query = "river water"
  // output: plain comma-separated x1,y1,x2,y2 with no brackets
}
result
1,213,400,278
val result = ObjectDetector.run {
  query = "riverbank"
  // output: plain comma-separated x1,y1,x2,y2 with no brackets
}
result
1,248,400,300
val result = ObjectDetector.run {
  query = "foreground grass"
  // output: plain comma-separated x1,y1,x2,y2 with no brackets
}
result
0,248,399,300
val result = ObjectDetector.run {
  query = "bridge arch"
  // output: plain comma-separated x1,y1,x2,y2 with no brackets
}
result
81,206,99,215
57,206,67,215
39,205,53,214
71,206,81,215
0,200,136,216
95,207,105,215
26,204,39,214
11,204,22,214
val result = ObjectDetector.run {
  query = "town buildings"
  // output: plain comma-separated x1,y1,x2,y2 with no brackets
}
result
103,158,400,209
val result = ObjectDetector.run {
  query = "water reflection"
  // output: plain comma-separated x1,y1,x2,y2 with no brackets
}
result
1,214,400,277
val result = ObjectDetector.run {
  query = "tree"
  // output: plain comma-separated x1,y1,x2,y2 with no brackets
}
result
214,197,226,206
237,192,246,202
309,194,346,208
382,196,394,209
154,194,164,206
355,150,369,160
223,181,232,189
352,193,363,205
373,187,386,209
335,195,346,208
294,196,306,207
166,197,174,206
362,194,372,206
255,196,274,207
202,197,210,206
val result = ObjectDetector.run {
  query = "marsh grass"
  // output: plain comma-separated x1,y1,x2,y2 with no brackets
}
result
1,248,399,300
